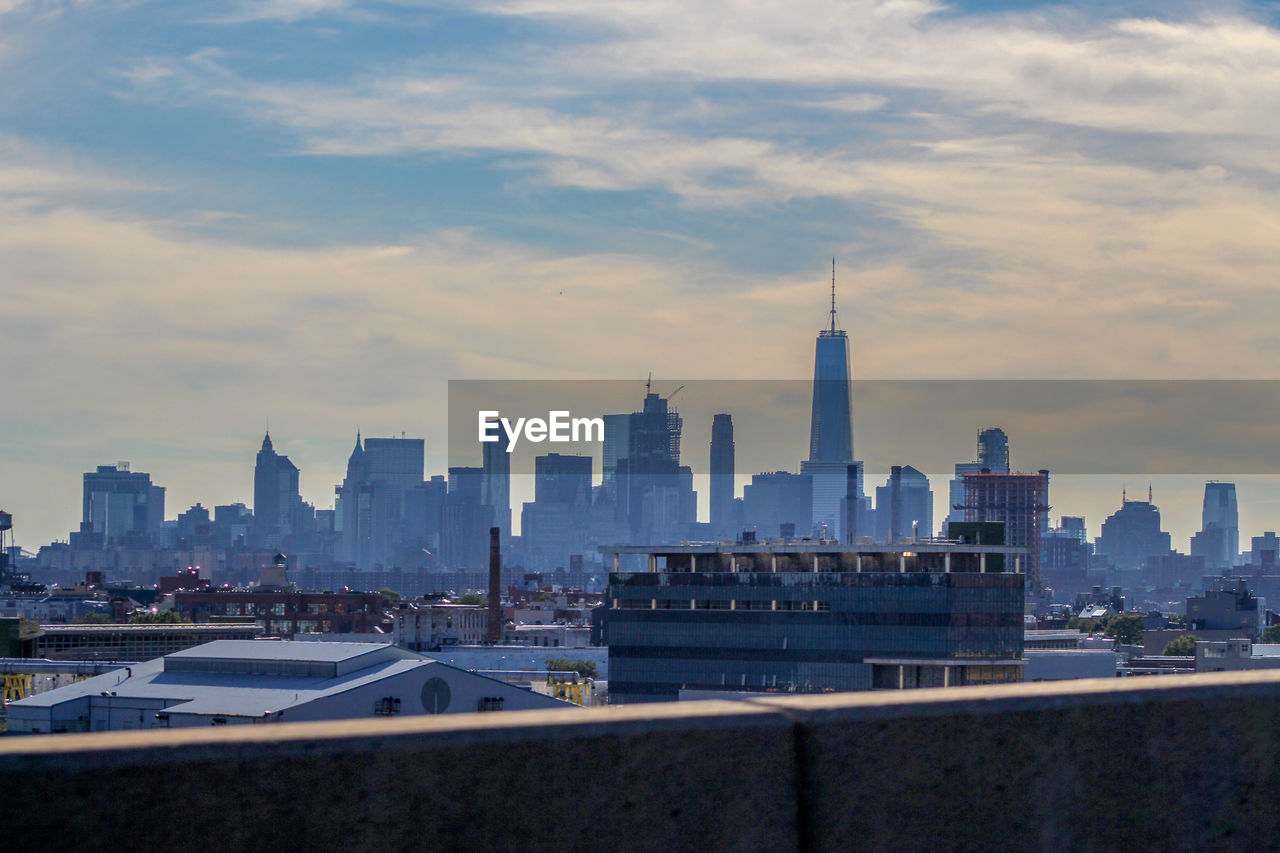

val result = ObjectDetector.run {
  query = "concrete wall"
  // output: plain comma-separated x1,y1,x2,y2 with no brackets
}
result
8,672,1280,850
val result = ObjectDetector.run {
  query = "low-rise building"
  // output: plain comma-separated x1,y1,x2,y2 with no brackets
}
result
604,541,1026,703
34,623,262,660
172,589,384,636
6,639,576,734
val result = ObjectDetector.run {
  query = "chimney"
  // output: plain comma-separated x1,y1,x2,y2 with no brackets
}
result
486,527,502,644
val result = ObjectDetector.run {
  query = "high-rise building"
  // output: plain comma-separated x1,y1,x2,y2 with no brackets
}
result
958,471,1049,592
601,414,631,490
742,472,813,541
523,454,594,571
1094,489,1173,573
535,454,593,505
1191,482,1239,571
943,428,1011,536
481,439,511,544
807,261,853,465
873,466,933,543
803,261,859,541
613,386,696,545
82,463,165,542
252,432,302,549
1250,532,1280,567
977,428,1010,474
1041,516,1092,598
334,434,427,570
438,466,493,572
710,414,736,540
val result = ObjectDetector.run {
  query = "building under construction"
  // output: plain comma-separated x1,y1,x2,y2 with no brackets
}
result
956,471,1050,594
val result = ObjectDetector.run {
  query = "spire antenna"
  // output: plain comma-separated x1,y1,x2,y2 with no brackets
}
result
829,256,838,333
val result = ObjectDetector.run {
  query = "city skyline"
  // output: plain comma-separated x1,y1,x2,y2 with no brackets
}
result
6,1,1280,548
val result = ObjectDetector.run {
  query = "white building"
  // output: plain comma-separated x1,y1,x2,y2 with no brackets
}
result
7,639,575,734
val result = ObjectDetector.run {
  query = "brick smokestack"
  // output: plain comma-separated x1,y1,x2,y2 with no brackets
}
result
486,526,502,645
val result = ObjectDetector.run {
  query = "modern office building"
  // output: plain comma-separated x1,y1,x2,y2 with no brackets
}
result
807,262,854,467
1041,516,1092,597
604,540,1025,703
803,269,857,541
957,471,1049,593
252,432,303,549
481,438,511,544
522,454,594,571
977,427,1010,474
613,387,696,546
741,472,813,541
710,414,736,541
81,463,165,542
873,465,933,543
1094,489,1174,573
1191,482,1239,571
335,435,428,569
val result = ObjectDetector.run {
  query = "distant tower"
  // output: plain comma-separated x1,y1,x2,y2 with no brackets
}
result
252,431,301,549
807,258,853,464
1191,482,1239,571
976,428,1010,474
802,259,857,541
710,414,735,540
482,438,511,544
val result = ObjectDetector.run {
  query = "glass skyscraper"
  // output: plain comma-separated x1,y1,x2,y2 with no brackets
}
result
803,261,856,540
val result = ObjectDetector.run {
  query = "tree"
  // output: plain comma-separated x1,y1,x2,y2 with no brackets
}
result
457,593,484,606
1105,614,1146,646
1068,616,1101,634
1162,634,1200,656
1261,624,1280,644
546,658,599,679
129,610,190,624
379,588,403,608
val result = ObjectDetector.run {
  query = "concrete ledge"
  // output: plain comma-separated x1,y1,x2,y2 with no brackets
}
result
9,673,1280,851
0,701,800,853
749,672,1280,851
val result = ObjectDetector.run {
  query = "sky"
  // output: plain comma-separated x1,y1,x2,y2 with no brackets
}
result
4,0,1280,550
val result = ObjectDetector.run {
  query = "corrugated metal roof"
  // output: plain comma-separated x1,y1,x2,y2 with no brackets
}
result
166,639,401,662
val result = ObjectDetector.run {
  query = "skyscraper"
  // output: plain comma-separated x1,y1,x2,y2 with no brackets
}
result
481,439,511,544
943,428,1011,536
977,427,1010,474
1191,482,1239,570
614,385,695,545
522,453,594,571
1094,489,1173,572
252,432,302,549
82,462,165,542
873,465,933,543
807,260,853,465
334,434,426,569
802,260,858,540
958,471,1049,592
710,414,736,540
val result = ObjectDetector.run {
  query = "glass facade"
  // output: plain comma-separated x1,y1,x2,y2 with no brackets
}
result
607,568,1023,703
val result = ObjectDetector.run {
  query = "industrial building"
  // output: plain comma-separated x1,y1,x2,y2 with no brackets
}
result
6,639,575,734
603,540,1026,704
